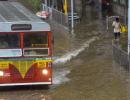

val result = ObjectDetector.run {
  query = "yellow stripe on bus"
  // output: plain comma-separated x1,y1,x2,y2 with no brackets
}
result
0,61,12,69
13,61,33,78
34,60,53,68
0,60,53,78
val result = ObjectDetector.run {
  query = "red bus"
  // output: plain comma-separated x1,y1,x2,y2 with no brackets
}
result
0,1,53,86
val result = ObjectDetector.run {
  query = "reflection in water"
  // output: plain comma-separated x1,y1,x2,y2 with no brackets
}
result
41,95,52,100
0,99,5,100
113,61,130,100
51,36,99,90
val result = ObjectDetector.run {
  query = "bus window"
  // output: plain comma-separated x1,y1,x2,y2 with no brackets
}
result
24,33,48,48
0,33,20,48
23,32,49,56
0,38,8,48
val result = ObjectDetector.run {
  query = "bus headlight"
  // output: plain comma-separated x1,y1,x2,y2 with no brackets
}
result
0,71,4,76
42,69,48,75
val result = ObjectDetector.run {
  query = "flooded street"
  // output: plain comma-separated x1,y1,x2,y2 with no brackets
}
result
0,2,130,100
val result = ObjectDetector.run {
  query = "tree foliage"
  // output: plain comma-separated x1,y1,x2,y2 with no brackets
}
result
18,0,41,12
28,0,41,12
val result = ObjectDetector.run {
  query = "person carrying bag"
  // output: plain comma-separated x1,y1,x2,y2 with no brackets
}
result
120,24,128,33
112,17,121,40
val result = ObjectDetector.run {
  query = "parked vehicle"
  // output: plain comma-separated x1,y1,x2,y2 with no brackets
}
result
36,11,49,19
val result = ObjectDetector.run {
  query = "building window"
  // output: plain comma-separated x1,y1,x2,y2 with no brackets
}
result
119,0,126,5
113,0,119,3
112,0,127,6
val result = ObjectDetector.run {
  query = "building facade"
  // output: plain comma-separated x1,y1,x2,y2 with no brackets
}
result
111,0,128,24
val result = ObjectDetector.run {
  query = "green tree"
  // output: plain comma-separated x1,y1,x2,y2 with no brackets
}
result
18,0,41,12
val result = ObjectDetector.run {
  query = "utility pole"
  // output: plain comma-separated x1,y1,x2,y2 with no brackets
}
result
45,0,47,5
128,0,130,54
64,0,68,15
71,0,74,34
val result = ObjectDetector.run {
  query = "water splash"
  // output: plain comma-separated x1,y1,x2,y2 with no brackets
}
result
54,37,98,64
52,69,70,85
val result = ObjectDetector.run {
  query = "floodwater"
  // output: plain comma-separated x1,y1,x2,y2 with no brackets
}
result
0,2,130,100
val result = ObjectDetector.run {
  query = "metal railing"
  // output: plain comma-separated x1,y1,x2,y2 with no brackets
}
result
112,42,129,70
51,8,68,27
42,3,69,28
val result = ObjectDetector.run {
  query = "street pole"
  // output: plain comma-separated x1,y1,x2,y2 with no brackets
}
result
71,0,74,34
64,0,68,15
45,0,47,5
128,0,130,54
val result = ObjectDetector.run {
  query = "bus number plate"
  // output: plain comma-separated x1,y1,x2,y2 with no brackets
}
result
0,62,9,69
38,62,46,68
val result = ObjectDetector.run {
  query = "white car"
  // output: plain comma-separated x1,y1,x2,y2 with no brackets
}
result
36,11,49,19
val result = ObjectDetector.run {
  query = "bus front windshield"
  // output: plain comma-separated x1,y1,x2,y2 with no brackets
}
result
24,33,48,48
23,32,49,56
0,33,20,48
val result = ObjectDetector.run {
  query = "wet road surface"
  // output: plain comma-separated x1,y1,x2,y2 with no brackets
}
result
0,2,130,100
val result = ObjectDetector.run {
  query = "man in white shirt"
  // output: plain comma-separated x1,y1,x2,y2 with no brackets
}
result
112,17,121,40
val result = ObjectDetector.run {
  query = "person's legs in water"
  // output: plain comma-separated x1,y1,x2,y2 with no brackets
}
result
114,32,118,39
117,32,120,41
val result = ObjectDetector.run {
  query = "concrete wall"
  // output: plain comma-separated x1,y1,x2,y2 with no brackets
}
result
74,0,82,16
112,4,127,16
